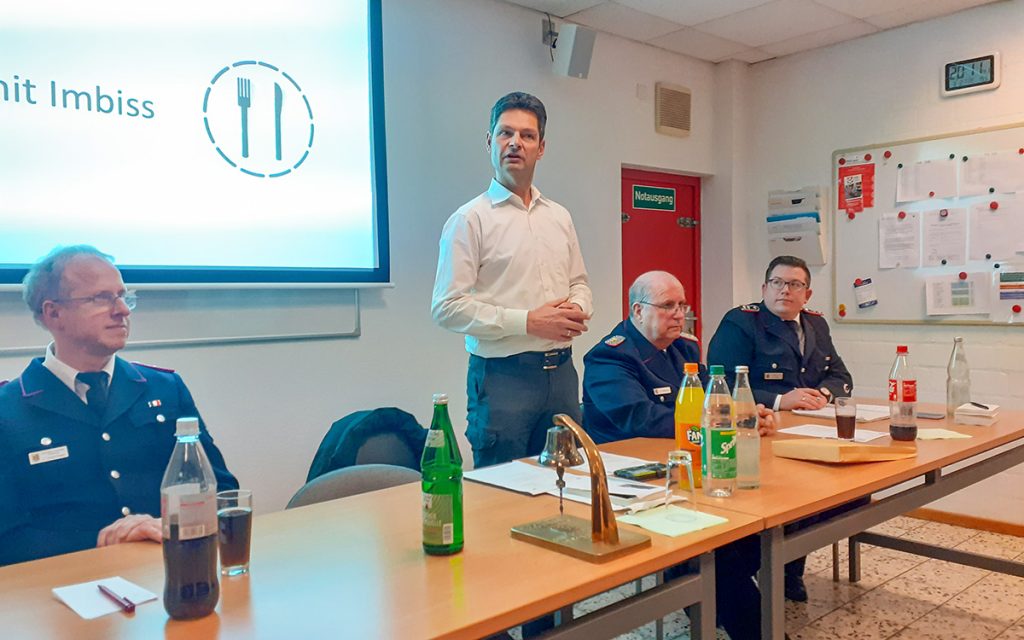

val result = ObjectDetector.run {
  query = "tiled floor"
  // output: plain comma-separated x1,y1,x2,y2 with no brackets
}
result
553,517,1024,640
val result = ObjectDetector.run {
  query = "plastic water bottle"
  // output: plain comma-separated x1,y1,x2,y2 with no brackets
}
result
702,365,736,497
674,362,704,489
946,337,971,417
421,393,464,555
733,366,760,490
161,417,219,620
888,346,917,442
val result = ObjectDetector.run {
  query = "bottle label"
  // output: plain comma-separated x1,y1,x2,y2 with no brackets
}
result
425,430,446,448
902,380,917,402
422,492,454,545
708,429,737,480
686,425,703,446
161,485,216,540
889,378,917,402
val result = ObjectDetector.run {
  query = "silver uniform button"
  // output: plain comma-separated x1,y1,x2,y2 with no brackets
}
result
156,414,166,423
102,433,111,441
121,506,131,516
40,437,52,446
801,367,807,373
771,363,778,369
110,470,121,479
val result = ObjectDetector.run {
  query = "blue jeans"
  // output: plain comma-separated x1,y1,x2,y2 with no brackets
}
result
466,349,582,469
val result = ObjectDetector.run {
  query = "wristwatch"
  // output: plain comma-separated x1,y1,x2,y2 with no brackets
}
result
820,387,833,402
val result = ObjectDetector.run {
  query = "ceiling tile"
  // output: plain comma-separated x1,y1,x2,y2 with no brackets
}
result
613,0,774,26
501,0,607,18
864,0,1002,29
694,0,855,48
810,0,934,20
648,27,748,61
729,47,776,63
760,20,879,56
568,2,684,41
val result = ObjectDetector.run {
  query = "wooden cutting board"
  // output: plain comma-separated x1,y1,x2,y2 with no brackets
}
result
772,438,917,463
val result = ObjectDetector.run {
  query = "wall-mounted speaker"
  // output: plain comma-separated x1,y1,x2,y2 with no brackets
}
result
552,24,595,79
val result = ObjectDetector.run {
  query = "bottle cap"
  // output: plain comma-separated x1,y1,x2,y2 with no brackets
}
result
735,365,749,373
954,336,963,342
683,362,699,374
175,417,200,436
896,345,908,354
709,364,725,376
432,393,448,405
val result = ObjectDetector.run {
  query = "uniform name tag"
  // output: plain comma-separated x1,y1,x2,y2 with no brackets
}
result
28,445,69,465
653,386,672,396
764,372,784,381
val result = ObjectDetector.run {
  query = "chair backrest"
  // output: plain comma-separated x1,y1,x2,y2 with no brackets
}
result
306,408,427,483
354,432,420,468
286,464,420,509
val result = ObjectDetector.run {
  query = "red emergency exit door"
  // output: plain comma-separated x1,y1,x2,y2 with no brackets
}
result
621,168,702,340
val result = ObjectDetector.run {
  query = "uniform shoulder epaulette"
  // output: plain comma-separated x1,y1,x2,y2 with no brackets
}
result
131,361,176,373
802,308,824,317
679,332,700,343
604,335,626,347
739,304,759,313
0,379,8,388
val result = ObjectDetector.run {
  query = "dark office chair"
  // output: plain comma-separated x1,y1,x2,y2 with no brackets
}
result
306,407,427,483
286,464,420,509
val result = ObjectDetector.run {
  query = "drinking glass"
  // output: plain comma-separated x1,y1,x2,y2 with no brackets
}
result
217,489,253,576
665,450,697,521
835,397,857,440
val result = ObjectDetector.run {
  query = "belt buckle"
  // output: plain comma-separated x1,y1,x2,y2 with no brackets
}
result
542,350,559,370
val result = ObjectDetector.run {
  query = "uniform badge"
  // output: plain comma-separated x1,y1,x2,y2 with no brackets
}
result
653,386,672,396
604,335,625,347
740,304,759,313
802,308,824,316
764,372,784,380
679,332,700,344
147,399,162,408
28,445,69,465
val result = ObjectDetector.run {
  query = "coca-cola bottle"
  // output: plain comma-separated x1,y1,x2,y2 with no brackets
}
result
888,346,917,442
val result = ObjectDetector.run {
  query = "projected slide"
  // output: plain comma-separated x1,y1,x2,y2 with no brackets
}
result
0,0,388,283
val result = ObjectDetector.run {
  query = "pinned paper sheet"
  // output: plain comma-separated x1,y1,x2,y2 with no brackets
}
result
53,577,157,620
619,505,727,537
917,429,972,440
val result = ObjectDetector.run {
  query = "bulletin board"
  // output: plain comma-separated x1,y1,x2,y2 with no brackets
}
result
832,122,1024,325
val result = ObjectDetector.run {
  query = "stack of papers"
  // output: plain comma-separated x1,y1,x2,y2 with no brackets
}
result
954,403,999,426
779,424,888,443
792,404,890,423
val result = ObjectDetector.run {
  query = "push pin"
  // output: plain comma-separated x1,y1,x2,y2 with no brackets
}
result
898,211,907,220
1015,305,1022,314
991,201,999,210
865,153,872,161
838,158,846,165
884,150,892,159
959,272,967,280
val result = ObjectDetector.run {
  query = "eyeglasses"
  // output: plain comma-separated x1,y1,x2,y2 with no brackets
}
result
766,278,808,292
639,300,690,315
53,291,137,311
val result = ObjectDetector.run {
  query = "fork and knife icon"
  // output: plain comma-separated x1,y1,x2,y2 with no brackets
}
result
237,77,283,160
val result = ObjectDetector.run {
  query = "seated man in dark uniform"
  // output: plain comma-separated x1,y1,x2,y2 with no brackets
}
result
0,245,238,566
708,254,855,602
583,270,777,640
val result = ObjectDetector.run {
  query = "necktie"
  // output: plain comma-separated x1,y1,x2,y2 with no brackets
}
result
785,320,805,355
77,371,110,416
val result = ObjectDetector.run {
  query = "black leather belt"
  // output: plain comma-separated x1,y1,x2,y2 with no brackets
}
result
481,348,573,370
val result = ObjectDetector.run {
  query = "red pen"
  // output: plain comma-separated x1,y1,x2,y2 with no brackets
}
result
98,584,136,613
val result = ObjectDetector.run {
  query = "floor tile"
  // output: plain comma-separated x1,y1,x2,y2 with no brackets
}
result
802,601,908,640
954,530,1024,560
900,520,979,547
944,572,1024,625
890,603,1010,639
996,621,1024,639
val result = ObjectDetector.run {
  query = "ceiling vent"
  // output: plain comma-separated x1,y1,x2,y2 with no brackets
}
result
655,82,691,137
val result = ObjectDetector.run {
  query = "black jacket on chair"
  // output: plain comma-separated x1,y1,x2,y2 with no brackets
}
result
306,407,427,482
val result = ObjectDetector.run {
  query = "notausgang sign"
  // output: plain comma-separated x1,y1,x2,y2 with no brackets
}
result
632,185,676,211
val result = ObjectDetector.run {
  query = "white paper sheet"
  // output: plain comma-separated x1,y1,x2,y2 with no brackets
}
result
925,273,992,316
897,158,958,202
922,208,967,267
792,404,890,423
464,460,555,495
878,211,921,268
577,450,658,474
52,577,157,620
960,150,1024,197
968,200,1020,261
778,424,888,442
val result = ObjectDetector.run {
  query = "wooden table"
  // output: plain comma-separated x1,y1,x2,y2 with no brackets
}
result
602,402,1024,639
0,475,761,639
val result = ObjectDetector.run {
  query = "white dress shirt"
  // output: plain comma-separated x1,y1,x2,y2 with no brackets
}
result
432,179,593,358
41,343,116,404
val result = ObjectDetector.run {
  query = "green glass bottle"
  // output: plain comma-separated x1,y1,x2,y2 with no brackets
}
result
421,393,464,555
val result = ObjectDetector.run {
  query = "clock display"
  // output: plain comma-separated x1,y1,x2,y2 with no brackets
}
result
945,55,996,91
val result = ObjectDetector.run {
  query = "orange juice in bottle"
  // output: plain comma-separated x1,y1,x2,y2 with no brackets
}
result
674,362,704,488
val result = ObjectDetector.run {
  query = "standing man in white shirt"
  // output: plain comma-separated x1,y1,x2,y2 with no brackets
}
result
432,92,593,469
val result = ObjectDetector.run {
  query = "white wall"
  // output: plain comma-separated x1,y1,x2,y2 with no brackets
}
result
739,0,1024,522
0,0,722,513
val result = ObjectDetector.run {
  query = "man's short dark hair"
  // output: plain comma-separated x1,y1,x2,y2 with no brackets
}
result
490,92,547,140
22,245,115,323
765,255,811,286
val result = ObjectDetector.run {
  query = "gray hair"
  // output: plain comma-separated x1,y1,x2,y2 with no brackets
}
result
628,270,681,307
23,245,115,323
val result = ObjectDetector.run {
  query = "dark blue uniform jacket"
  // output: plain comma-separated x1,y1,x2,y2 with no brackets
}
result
0,357,237,566
582,319,707,444
707,302,853,407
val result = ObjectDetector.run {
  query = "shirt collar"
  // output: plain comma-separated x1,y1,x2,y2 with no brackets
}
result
42,342,115,394
486,178,545,211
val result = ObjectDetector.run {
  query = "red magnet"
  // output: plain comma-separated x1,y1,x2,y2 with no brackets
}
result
959,272,967,280
884,150,892,159
991,201,999,210
1019,148,1023,155
839,308,846,317
1015,305,1022,314
940,209,949,218
847,212,856,220
865,153,872,161
854,278,862,286
898,211,907,220
838,158,846,166
929,191,935,198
